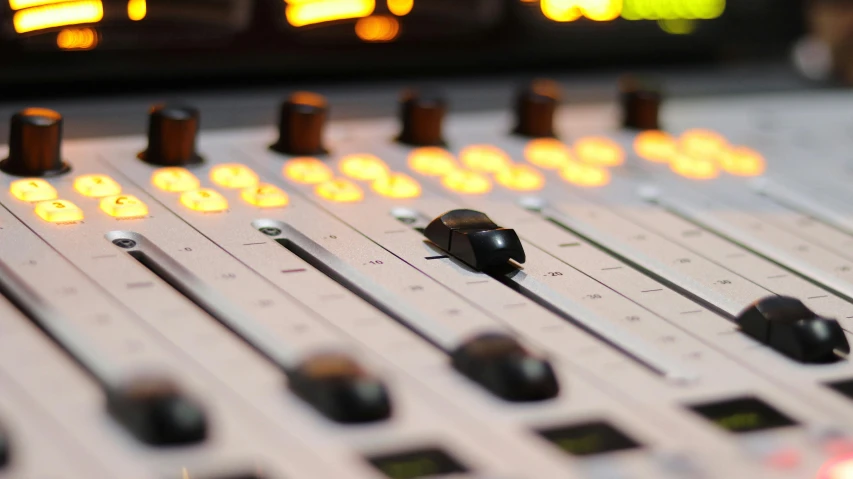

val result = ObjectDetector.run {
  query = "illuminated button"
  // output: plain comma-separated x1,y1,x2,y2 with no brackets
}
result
372,173,421,199
524,138,573,169
151,167,200,192
559,161,610,187
719,147,766,177
441,170,492,195
10,178,57,202
574,137,624,166
408,147,458,176
339,154,389,181
34,199,83,223
241,183,289,208
210,164,259,189
680,129,727,160
495,164,545,191
74,174,122,197
283,157,333,184
460,145,512,173
634,130,677,163
315,178,364,203
100,195,148,219
180,189,228,212
670,155,719,180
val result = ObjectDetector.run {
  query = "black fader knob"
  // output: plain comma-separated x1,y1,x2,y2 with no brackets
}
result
452,333,560,402
106,376,208,446
2,108,70,177
424,209,525,272
512,79,561,138
396,90,446,147
270,92,328,156
620,76,662,130
139,105,203,166
737,296,850,363
288,353,392,424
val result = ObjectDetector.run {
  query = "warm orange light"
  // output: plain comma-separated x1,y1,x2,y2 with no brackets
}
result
210,164,259,189
285,0,375,27
241,184,290,208
180,189,229,213
387,0,412,15
73,174,121,197
634,130,677,163
283,158,334,184
152,168,200,192
680,129,727,161
574,137,625,167
408,147,458,176
371,172,421,198
100,195,149,219
460,145,512,173
315,178,364,203
495,164,545,191
441,170,492,195
559,161,610,187
35,199,83,223
56,27,97,50
524,138,573,169
670,154,719,180
541,0,622,22
719,147,766,177
9,0,66,10
819,455,853,479
10,178,57,202
541,0,582,22
127,0,146,20
14,0,103,34
339,154,389,180
355,15,399,42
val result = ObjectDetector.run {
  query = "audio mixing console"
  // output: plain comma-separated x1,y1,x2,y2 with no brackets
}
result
2,79,853,479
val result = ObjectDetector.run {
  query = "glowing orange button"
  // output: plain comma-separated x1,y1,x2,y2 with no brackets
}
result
670,155,719,180
152,168,200,192
241,184,289,208
408,147,458,176
442,170,492,195
372,173,421,199
339,154,389,181
210,164,259,189
316,178,364,203
575,137,624,166
74,174,122,197
34,199,83,223
10,178,57,202
680,129,728,160
460,145,512,173
524,138,573,169
719,147,766,177
284,158,333,184
559,161,610,187
634,130,677,163
495,164,545,191
100,195,148,218
180,189,228,212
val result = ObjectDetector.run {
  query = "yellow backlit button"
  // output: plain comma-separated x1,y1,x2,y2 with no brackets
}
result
441,170,492,195
408,147,458,176
372,173,421,199
152,168,201,192
241,183,290,208
10,178,57,202
574,137,624,166
495,164,545,191
634,130,677,163
210,164,259,189
315,178,364,203
100,195,148,219
524,139,573,169
284,157,333,184
680,129,728,160
670,155,719,180
460,145,512,173
34,199,83,223
180,189,229,212
719,147,766,177
339,154,389,181
73,174,122,198
559,161,611,187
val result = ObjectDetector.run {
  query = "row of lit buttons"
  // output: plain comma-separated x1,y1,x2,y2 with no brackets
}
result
151,165,290,211
282,156,422,202
10,175,149,223
523,139,615,187
634,129,766,179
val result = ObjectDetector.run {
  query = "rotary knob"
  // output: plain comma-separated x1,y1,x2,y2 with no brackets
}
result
2,108,70,177
396,90,446,146
620,76,662,130
139,105,203,166
513,79,561,138
270,92,328,156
